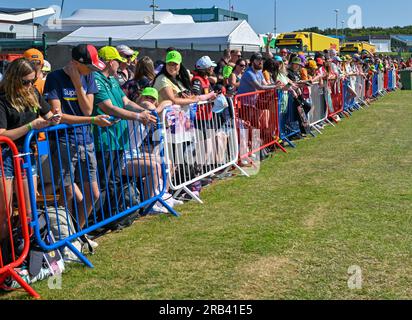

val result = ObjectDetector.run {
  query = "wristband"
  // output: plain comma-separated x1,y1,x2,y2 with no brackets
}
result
27,123,33,131
91,117,95,124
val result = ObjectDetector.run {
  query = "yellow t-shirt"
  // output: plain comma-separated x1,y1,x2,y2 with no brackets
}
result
153,74,183,103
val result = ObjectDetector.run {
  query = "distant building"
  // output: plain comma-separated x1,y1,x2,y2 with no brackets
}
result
391,35,412,53
0,7,55,51
42,9,194,44
346,35,391,53
167,7,248,23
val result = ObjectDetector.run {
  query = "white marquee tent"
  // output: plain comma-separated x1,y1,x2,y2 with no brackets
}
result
57,20,262,51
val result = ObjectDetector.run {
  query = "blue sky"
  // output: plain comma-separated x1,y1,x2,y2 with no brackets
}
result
7,0,412,34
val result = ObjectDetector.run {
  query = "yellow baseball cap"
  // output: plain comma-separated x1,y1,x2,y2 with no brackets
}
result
308,60,317,69
98,46,127,63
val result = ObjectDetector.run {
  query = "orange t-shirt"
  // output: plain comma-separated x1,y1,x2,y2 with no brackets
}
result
34,78,46,95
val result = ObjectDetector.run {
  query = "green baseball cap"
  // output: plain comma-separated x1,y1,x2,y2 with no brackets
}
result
291,57,302,65
141,87,159,101
166,50,182,65
98,46,127,63
223,65,234,79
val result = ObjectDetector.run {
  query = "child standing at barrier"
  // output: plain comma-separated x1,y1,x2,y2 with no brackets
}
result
44,44,113,249
0,58,61,240
123,87,184,212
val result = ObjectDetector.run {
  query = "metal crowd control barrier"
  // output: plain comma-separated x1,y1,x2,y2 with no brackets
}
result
328,79,344,122
163,99,248,204
0,136,40,298
354,76,369,108
308,82,333,134
372,73,380,97
384,70,389,91
23,113,177,268
234,89,286,156
278,90,301,147
388,70,393,91
343,78,358,114
364,76,373,100
378,71,386,96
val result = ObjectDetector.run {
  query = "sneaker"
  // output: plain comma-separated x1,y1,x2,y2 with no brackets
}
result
63,240,83,263
82,235,98,249
169,198,184,206
79,235,98,255
162,193,184,207
151,203,169,214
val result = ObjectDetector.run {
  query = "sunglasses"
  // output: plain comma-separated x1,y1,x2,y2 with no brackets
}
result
238,64,247,67
22,78,37,86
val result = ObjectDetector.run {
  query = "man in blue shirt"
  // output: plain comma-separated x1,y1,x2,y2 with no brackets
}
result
44,44,112,244
238,53,277,94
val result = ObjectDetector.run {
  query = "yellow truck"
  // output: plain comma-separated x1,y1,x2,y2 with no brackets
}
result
275,32,340,53
340,42,376,55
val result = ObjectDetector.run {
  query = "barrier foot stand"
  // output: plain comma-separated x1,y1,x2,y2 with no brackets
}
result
274,141,288,153
181,186,204,204
233,163,250,177
309,131,317,138
359,99,370,108
311,125,323,135
173,188,185,201
356,103,364,110
325,118,335,127
158,199,180,217
7,267,41,299
65,241,94,268
283,137,297,148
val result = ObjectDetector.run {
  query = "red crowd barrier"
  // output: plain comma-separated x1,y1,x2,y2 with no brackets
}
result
0,136,39,299
234,89,286,160
384,71,389,90
328,79,344,122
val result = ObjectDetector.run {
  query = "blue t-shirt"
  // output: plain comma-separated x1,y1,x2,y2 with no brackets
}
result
237,67,265,94
44,69,98,145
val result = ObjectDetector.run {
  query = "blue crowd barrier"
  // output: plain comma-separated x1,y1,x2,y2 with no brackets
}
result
278,90,301,147
23,112,177,268
372,73,379,97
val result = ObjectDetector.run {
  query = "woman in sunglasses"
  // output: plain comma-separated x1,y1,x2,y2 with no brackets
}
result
0,58,61,238
228,58,247,91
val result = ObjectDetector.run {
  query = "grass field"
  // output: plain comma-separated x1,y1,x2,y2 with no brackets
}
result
2,90,412,300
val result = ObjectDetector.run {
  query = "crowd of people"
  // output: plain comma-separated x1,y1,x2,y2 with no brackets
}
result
0,42,403,291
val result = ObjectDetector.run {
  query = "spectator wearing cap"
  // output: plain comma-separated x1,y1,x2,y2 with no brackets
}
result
93,46,156,142
123,56,156,103
93,46,157,217
23,48,46,94
116,45,140,86
191,56,218,98
153,50,200,105
331,56,343,78
287,56,312,133
44,44,113,240
42,60,51,80
237,53,277,94
121,87,182,212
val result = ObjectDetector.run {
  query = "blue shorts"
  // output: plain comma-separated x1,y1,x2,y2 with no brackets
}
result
0,146,37,180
